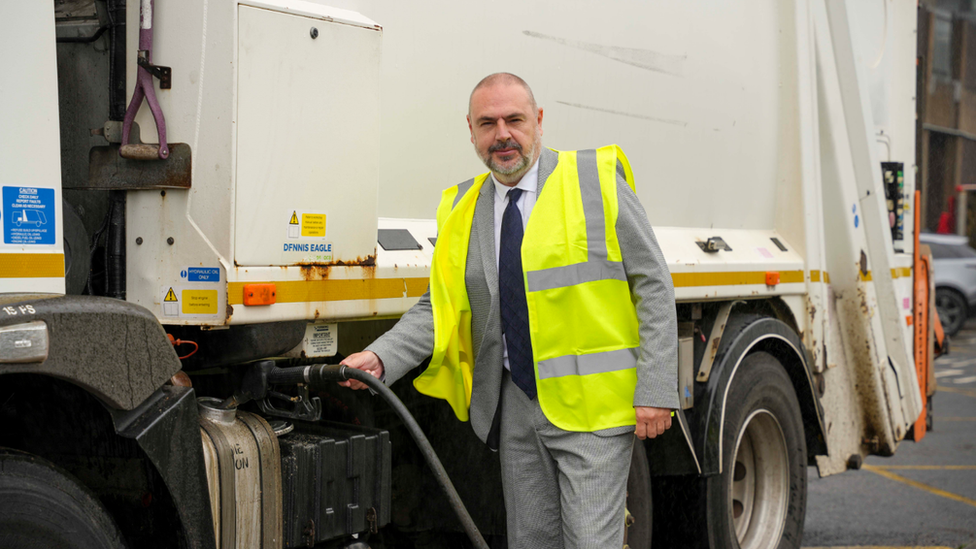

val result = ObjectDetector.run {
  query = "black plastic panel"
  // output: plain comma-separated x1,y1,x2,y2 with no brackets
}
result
377,229,422,251
279,421,391,546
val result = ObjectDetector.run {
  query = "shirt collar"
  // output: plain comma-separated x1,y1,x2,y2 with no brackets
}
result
492,157,540,201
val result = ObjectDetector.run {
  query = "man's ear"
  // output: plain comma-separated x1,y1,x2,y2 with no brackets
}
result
537,108,544,135
467,115,474,143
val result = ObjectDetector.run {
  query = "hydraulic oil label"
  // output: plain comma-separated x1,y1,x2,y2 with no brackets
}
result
181,267,221,282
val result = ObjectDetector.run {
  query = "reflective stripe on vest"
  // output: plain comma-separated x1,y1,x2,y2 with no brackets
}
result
416,145,641,432
524,146,640,431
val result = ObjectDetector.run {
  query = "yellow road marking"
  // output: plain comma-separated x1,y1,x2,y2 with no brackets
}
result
871,465,976,470
803,546,953,549
936,385,976,398
862,464,976,509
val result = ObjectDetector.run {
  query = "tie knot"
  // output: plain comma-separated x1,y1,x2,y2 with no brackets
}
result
507,187,523,203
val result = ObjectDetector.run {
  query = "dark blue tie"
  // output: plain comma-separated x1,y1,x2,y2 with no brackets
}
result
499,187,536,399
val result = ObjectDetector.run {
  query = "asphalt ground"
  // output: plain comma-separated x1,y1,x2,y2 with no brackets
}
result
802,320,976,549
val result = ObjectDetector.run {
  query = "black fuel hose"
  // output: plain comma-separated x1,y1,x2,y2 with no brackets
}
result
266,363,490,549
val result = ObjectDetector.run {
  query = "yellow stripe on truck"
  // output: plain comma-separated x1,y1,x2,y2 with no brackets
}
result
228,265,922,304
0,253,65,278
891,267,912,279
228,277,429,305
670,270,805,288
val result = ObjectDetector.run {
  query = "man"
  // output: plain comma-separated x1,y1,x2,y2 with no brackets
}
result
340,73,678,549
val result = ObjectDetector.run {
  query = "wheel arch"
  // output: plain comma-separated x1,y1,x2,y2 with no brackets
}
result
0,372,216,549
696,315,827,475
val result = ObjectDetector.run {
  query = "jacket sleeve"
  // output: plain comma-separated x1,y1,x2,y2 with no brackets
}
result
364,286,434,386
616,175,680,410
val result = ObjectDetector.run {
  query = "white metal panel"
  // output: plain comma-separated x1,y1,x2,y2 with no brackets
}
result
793,0,829,372
823,0,921,433
655,227,808,302
234,5,381,266
125,0,236,324
0,1,65,294
316,0,802,232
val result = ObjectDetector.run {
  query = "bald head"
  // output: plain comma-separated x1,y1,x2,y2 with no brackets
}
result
468,73,537,115
466,72,544,185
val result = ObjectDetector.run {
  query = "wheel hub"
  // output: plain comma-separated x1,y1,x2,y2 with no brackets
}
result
730,409,790,549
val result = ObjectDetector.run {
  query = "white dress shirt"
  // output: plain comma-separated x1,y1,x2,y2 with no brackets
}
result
491,158,540,371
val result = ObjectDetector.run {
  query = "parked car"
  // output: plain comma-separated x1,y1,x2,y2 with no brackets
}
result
920,232,976,336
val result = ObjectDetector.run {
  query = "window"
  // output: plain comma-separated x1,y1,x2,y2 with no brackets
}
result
933,13,954,80
926,241,976,258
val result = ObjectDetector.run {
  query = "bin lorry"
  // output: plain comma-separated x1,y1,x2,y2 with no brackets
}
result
0,0,941,548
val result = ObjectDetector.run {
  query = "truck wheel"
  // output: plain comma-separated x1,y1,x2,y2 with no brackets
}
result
706,352,806,549
935,288,967,337
625,440,652,548
0,449,127,549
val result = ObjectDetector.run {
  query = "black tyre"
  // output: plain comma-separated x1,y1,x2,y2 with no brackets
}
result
0,449,126,549
705,352,807,549
625,441,652,548
935,287,967,337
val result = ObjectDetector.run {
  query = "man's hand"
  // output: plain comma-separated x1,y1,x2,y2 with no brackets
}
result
635,406,672,440
338,351,385,390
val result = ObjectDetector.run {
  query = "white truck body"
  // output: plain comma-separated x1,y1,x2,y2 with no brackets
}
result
0,0,932,547
111,0,924,473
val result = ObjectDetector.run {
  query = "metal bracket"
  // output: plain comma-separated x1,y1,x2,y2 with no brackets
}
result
697,302,734,383
696,236,732,253
137,56,172,89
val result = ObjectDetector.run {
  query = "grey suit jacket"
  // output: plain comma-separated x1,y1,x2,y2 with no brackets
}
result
366,147,679,444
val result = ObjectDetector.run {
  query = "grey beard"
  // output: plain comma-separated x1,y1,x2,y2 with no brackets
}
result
481,139,535,178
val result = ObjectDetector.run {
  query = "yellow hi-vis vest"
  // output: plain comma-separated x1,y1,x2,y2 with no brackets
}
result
414,145,640,432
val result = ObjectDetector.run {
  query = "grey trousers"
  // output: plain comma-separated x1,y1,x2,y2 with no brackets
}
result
499,372,635,549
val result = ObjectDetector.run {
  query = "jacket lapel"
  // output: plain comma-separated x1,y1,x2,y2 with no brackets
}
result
537,147,558,198
475,178,497,296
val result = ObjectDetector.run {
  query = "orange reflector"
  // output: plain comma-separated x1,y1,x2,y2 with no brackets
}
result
243,283,276,306
765,272,780,286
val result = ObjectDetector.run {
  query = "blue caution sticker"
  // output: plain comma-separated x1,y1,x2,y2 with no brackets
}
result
3,187,55,245
181,267,221,282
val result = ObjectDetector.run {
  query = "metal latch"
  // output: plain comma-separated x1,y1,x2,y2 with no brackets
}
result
696,236,732,253
367,507,378,534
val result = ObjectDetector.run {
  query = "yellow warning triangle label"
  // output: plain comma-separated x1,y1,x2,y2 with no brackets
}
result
289,211,299,225
164,288,178,302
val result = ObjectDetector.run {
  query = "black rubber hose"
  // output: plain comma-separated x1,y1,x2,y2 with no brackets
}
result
106,190,126,300
266,363,490,549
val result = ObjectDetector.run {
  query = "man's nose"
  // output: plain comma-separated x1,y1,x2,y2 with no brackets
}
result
496,119,512,140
